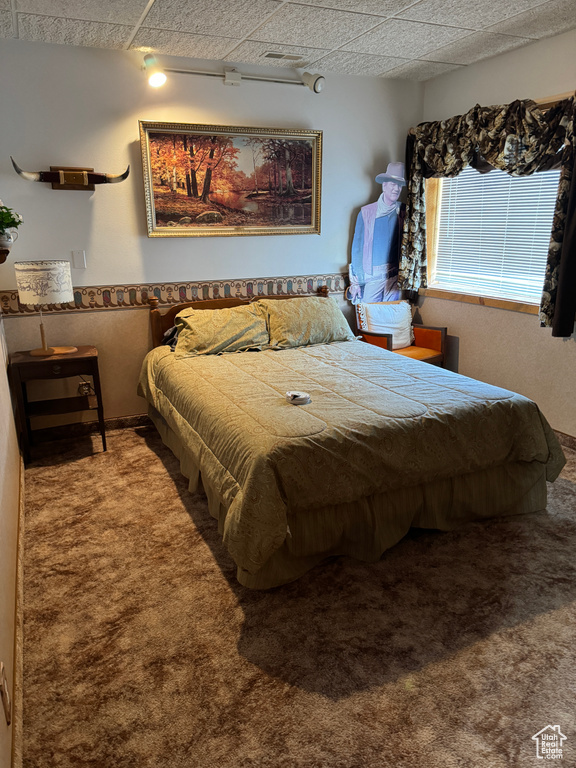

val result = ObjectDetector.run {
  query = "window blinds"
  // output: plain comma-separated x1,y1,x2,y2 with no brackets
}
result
432,165,561,303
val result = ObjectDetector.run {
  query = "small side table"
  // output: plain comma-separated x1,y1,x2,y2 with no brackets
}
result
9,345,106,464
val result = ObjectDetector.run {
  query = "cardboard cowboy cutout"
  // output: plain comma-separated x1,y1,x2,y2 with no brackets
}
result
348,162,406,304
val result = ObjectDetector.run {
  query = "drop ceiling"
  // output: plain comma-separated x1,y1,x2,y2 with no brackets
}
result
1,0,575,82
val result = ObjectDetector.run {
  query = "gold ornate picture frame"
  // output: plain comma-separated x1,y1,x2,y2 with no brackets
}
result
139,121,322,237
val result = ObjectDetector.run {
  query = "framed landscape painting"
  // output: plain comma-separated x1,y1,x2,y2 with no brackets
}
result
139,121,322,237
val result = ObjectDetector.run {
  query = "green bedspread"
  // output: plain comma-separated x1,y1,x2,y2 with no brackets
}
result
138,340,565,579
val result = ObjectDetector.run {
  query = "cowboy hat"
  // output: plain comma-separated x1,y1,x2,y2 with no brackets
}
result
375,162,406,186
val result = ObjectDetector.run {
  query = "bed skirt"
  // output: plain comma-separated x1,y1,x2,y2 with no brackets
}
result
147,405,548,589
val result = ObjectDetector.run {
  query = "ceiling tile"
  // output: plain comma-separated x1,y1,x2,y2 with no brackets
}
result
342,18,470,57
312,50,407,76
15,0,149,25
397,0,550,30
0,9,13,36
18,14,132,48
485,0,576,39
5,0,573,85
144,0,281,37
382,59,462,80
251,4,381,48
224,41,329,69
132,28,238,59
423,31,530,64
294,0,416,16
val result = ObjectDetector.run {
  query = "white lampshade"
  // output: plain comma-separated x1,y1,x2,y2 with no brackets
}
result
14,260,74,306
13,260,77,356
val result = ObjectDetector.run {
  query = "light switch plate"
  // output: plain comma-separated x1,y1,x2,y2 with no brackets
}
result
0,662,11,726
72,249,86,269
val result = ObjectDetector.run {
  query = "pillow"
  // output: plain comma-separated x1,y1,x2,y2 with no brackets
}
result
256,296,355,349
357,301,414,349
173,304,269,356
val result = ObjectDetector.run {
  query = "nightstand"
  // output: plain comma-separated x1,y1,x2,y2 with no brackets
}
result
9,345,106,464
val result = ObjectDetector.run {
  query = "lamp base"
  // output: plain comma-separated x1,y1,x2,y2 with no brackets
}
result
52,346,78,355
28,345,78,357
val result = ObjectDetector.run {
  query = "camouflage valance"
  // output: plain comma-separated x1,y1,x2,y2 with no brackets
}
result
400,97,576,337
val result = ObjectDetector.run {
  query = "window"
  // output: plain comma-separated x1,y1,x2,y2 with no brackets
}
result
427,165,561,305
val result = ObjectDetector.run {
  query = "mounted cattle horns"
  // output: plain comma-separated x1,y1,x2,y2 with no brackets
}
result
11,157,130,189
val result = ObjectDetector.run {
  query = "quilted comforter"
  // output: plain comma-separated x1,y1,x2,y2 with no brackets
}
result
138,340,565,577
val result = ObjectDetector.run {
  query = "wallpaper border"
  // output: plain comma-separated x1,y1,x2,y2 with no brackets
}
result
0,273,346,316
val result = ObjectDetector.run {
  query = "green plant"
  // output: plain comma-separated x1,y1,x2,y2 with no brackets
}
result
0,199,23,234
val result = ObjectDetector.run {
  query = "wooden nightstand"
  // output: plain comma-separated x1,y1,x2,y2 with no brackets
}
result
9,345,106,464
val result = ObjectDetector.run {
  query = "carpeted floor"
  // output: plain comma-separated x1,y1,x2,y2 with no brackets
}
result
21,425,576,768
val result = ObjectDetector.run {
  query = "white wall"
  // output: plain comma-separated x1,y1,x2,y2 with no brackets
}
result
0,39,422,418
0,315,21,768
423,28,576,120
0,39,422,289
419,29,576,437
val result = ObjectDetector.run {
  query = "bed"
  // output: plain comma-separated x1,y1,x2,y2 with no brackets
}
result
138,294,565,589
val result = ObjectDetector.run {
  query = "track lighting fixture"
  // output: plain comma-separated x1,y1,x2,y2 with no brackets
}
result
143,54,167,88
142,56,324,93
301,72,325,93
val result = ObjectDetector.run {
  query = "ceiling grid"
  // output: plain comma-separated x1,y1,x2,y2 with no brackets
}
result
3,0,575,81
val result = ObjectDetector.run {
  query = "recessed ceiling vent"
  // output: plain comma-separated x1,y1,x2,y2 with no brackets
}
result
264,52,303,61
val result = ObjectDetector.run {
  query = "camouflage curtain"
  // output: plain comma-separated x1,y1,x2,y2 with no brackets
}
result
400,97,576,337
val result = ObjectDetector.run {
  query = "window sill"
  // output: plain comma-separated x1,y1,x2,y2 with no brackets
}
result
419,287,540,315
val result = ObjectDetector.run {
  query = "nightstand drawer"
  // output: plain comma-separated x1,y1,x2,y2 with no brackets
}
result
18,358,96,381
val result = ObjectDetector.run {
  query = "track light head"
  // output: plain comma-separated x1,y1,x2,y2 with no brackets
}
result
301,72,325,93
143,54,167,88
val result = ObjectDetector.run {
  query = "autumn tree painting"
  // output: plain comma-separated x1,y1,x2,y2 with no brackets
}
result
140,122,321,236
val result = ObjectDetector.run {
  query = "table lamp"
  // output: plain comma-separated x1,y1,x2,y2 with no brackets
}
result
14,260,78,356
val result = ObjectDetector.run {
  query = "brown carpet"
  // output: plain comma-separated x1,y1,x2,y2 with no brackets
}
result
22,425,576,768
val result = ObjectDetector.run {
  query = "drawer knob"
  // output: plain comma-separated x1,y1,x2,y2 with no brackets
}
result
51,364,62,375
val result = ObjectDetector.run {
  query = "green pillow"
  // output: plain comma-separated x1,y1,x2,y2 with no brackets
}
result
174,304,269,356
256,297,355,349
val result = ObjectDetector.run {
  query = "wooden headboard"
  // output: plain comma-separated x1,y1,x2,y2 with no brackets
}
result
148,286,330,348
